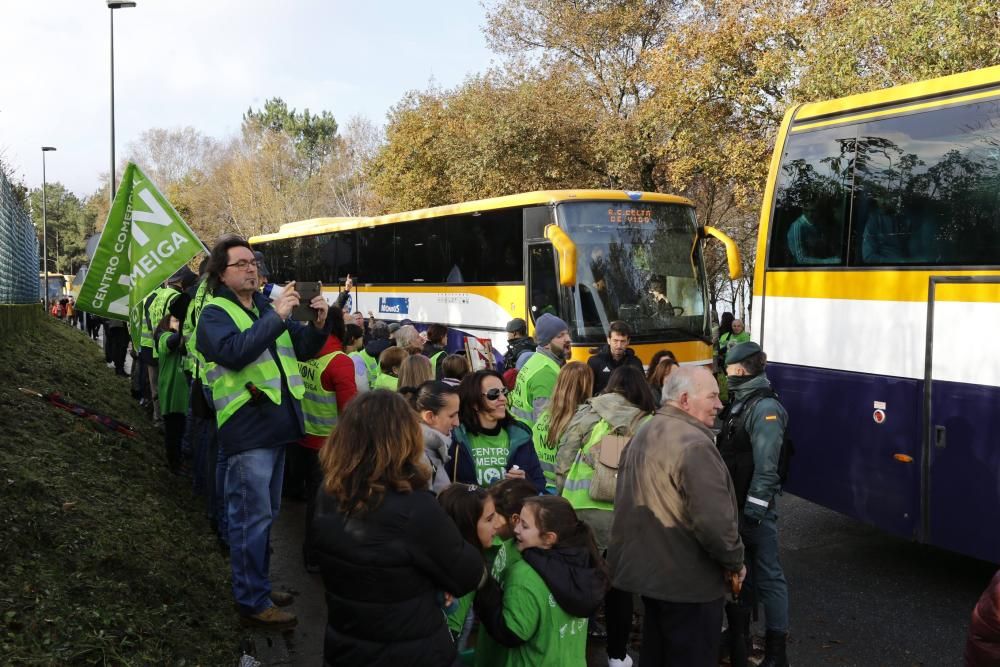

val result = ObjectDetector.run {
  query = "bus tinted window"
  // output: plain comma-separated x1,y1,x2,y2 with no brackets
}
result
769,126,853,267
446,209,523,283
849,99,1000,266
396,220,449,283
358,227,395,283
259,237,297,284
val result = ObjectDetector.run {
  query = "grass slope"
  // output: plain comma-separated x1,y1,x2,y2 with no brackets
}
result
0,317,238,665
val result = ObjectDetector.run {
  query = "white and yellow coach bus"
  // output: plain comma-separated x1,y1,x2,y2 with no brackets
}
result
250,189,741,367
751,66,1000,562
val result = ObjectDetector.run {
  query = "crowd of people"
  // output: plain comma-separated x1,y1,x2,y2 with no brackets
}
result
70,233,802,667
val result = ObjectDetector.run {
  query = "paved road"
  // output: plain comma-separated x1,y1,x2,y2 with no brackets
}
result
259,492,995,666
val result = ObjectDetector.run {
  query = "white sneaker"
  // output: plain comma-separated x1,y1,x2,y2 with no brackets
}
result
608,656,633,667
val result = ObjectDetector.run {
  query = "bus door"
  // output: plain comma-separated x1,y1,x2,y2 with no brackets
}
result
923,276,1000,562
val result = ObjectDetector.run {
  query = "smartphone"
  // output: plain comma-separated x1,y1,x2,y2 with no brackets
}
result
291,281,322,321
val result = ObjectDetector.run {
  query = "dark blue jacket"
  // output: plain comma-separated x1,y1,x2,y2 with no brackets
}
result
196,287,327,456
448,420,546,493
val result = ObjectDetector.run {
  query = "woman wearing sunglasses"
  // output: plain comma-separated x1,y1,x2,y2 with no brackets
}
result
449,369,547,493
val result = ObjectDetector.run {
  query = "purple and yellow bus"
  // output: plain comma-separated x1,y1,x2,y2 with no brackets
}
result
752,66,1000,562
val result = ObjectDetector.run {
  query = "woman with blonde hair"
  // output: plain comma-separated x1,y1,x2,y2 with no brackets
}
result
397,353,434,391
530,361,594,494
313,390,485,665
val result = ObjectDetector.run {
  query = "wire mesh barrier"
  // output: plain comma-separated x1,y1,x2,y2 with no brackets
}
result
0,171,39,304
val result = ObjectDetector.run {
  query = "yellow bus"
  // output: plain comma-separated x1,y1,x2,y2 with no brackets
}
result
249,189,741,366
751,66,1000,562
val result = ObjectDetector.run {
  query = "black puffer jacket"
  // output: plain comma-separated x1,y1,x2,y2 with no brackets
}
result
314,488,485,666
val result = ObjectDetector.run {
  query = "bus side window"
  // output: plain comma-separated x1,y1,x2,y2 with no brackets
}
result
769,127,853,268
528,244,559,321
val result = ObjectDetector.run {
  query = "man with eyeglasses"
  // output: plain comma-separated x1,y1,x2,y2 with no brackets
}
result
196,236,330,630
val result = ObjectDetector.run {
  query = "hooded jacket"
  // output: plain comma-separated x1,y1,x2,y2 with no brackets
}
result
419,423,453,495
586,345,644,395
474,545,607,647
448,420,546,493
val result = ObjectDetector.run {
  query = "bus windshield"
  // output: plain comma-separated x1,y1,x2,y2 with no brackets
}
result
556,201,709,344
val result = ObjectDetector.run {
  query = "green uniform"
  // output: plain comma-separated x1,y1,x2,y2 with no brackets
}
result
447,591,475,635
509,351,560,427
730,373,788,520
719,329,751,354
497,559,588,667
530,409,557,494
475,538,524,667
371,373,398,391
155,331,188,415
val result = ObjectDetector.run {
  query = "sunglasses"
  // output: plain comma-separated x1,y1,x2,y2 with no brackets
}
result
483,387,509,401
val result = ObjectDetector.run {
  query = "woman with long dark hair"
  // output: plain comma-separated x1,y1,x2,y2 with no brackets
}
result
313,391,485,666
448,369,546,493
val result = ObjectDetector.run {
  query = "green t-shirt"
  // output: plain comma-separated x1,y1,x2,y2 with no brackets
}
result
447,590,475,634
470,430,510,487
499,559,588,667
475,539,525,667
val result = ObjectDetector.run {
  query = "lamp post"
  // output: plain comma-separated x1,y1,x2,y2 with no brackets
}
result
108,1,136,206
41,146,56,312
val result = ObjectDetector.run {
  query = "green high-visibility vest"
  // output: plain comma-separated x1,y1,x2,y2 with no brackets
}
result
561,419,616,512
358,348,380,385
299,350,344,437
429,350,445,378
201,296,305,429
183,279,210,381
509,352,560,427
149,287,180,359
138,290,158,350
531,408,557,494
561,415,651,511
372,373,398,391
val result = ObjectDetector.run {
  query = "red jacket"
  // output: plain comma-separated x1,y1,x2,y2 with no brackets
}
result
300,335,358,450
966,570,1000,666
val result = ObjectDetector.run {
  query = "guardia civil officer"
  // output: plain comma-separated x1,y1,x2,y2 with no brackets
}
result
719,341,790,667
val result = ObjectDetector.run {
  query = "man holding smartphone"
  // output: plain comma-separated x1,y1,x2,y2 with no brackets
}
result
196,236,330,630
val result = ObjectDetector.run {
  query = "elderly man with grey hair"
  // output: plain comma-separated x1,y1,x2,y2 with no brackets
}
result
393,324,424,355
608,365,745,666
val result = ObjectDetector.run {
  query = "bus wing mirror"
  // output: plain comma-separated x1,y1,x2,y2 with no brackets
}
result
702,226,743,280
544,224,577,287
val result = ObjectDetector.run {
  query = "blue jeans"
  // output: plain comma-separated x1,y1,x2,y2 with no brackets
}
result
226,445,285,615
740,508,789,633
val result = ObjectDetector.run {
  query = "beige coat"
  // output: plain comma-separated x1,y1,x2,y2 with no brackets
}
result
608,404,744,603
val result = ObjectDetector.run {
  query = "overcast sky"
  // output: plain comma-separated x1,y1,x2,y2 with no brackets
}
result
0,0,497,197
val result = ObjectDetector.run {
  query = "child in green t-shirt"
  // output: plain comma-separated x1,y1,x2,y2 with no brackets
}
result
473,496,608,667
438,483,498,645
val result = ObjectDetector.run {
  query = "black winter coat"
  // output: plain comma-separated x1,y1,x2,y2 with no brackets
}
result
313,488,485,666
587,346,644,395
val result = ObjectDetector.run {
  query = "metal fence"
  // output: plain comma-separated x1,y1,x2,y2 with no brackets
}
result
0,171,39,304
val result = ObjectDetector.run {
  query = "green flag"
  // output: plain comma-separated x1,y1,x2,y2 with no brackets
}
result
77,163,206,346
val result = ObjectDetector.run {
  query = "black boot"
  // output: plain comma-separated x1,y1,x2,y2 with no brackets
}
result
724,602,752,667
759,630,789,667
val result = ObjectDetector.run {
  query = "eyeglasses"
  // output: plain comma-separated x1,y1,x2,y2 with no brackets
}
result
226,259,258,271
483,387,509,401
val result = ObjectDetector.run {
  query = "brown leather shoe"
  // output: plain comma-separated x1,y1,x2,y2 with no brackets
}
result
241,606,298,629
270,590,294,607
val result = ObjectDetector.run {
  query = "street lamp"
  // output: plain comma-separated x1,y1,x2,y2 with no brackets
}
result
108,1,136,207
41,146,57,312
